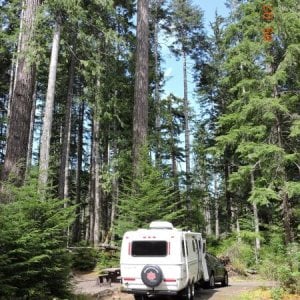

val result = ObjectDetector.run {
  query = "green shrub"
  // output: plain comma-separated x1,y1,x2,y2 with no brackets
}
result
97,250,120,270
270,287,284,300
71,243,98,271
207,234,255,274
259,238,300,294
0,180,74,299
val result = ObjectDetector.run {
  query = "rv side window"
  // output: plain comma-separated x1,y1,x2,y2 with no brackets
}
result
192,240,196,252
131,241,167,256
198,240,201,252
182,241,186,257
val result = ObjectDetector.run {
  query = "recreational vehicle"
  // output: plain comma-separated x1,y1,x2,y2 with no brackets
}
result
120,221,228,300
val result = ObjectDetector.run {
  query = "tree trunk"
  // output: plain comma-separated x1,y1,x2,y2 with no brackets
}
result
73,101,84,244
282,191,293,244
58,43,76,200
1,0,40,186
26,81,37,172
183,51,191,211
205,202,212,236
39,18,61,188
132,0,149,175
250,169,260,262
277,120,293,244
93,115,101,246
154,10,161,167
89,107,101,246
214,176,220,239
224,154,233,231
236,218,241,242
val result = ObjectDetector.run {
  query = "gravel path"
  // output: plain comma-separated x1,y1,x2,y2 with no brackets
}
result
72,273,279,300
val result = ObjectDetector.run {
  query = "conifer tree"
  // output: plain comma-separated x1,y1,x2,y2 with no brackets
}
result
167,0,205,212
1,0,41,186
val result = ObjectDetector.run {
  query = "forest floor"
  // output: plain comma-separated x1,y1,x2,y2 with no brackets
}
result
72,271,294,300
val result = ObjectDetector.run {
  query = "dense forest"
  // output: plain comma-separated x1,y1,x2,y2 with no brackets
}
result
0,0,299,298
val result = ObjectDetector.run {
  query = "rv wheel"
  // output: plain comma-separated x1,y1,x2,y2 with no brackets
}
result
141,265,163,288
189,282,195,300
178,282,194,300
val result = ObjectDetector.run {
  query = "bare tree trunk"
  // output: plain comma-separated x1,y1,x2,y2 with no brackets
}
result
153,8,161,166
214,176,220,239
1,0,40,186
89,103,101,246
89,122,95,244
282,191,293,244
205,202,212,236
108,170,119,244
26,81,37,172
39,18,61,188
168,101,180,201
92,114,101,246
73,101,84,244
183,51,191,211
250,169,260,263
132,0,149,175
58,43,76,200
236,218,241,242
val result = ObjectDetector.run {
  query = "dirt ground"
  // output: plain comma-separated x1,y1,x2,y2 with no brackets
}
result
72,272,282,300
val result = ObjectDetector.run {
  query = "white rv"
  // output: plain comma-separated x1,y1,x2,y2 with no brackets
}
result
120,221,228,300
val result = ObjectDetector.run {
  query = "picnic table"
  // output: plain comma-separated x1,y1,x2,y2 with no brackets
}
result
98,267,121,286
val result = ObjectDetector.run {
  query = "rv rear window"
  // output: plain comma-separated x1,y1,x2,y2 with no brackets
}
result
131,241,167,256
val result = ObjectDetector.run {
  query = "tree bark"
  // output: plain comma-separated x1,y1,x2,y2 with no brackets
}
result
73,101,84,244
1,0,40,186
183,51,191,212
92,114,101,246
132,0,149,175
89,105,101,246
251,169,260,262
224,149,233,231
39,18,61,188
26,81,37,172
154,9,161,167
58,42,76,200
214,176,220,239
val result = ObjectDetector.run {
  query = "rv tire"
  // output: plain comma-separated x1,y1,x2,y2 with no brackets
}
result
177,282,194,300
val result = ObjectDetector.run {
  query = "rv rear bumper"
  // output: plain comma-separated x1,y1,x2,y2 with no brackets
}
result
122,289,178,296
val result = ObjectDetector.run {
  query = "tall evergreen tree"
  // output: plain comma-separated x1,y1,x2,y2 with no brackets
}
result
167,0,205,212
132,0,149,176
1,0,41,186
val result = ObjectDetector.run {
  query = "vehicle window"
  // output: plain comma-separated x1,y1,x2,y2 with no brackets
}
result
198,240,201,252
182,241,186,257
192,240,196,252
131,241,167,256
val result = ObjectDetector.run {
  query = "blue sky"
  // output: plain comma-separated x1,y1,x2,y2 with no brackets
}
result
162,1,229,101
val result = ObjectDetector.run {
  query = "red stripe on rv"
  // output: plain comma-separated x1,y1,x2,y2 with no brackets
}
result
123,277,135,281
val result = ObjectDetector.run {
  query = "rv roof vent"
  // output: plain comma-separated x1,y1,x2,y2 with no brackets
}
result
149,221,174,229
